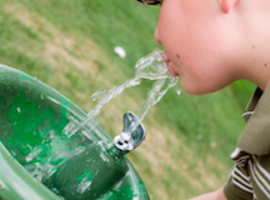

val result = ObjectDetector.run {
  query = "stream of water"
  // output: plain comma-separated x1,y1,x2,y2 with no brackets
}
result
66,49,180,136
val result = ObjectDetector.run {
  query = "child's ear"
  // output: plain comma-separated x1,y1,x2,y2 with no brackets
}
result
220,0,239,14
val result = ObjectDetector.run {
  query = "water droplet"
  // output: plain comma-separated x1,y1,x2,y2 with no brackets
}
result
16,107,21,113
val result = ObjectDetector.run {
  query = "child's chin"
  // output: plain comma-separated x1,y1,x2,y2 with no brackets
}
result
181,82,210,96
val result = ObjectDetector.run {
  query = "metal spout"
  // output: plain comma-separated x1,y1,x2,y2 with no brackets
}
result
113,112,146,154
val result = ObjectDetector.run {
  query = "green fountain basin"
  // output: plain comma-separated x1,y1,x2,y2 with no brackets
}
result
0,64,150,200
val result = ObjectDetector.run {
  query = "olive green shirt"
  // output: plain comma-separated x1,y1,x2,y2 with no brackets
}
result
224,84,270,200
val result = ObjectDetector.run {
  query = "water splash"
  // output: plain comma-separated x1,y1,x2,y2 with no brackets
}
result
24,163,57,182
66,49,180,136
76,169,94,194
25,146,43,163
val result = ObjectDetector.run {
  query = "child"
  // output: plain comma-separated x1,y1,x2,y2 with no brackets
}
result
135,0,270,200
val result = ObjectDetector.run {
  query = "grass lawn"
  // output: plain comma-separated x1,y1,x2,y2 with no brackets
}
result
0,0,256,199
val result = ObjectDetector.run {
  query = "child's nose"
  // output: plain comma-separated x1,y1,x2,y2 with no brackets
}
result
154,27,162,46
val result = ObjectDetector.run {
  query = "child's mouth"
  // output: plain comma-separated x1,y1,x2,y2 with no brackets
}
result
166,61,179,77
165,60,173,74
160,52,179,77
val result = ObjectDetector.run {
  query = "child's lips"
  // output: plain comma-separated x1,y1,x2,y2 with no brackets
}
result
161,52,179,77
166,61,179,77
165,60,173,74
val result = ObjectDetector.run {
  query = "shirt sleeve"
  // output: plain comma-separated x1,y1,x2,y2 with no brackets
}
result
223,165,253,200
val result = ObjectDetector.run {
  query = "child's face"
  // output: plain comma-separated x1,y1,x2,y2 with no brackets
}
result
155,0,241,95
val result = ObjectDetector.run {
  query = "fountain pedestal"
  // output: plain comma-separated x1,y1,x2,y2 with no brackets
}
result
0,64,150,200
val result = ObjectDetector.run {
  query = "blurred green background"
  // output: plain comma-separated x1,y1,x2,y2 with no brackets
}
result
0,0,256,199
